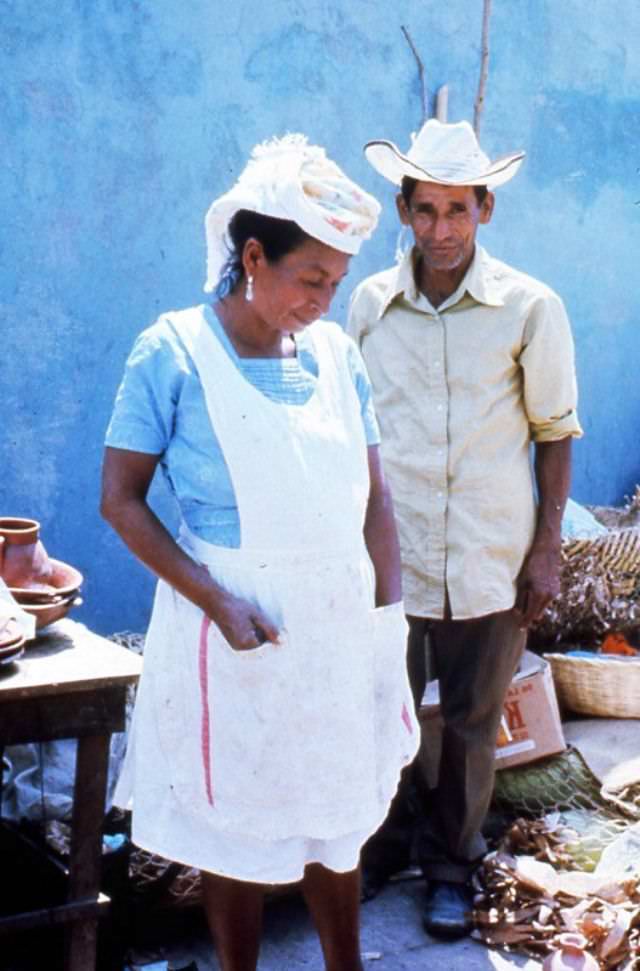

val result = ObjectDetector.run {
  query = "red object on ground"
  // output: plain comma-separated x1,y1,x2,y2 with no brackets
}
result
600,631,639,656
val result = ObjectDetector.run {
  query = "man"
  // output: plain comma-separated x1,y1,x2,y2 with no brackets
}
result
347,119,582,938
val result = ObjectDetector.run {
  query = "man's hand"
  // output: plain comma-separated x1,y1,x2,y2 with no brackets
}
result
514,544,561,629
514,437,572,629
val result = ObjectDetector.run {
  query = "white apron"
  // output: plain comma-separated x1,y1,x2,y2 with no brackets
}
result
115,308,419,879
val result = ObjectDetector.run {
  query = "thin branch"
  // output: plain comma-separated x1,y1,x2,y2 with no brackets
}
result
401,25,427,123
474,0,492,136
436,84,449,122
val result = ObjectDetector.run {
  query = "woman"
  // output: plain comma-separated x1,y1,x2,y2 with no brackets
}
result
101,135,419,971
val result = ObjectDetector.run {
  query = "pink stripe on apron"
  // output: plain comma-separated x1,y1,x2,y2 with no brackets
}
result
199,615,214,805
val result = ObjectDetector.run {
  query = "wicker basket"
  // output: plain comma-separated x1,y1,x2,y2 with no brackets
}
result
130,848,203,908
544,652,640,718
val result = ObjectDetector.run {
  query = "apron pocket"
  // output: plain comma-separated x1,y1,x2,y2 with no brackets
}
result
203,623,296,814
371,601,408,659
371,601,419,784
212,629,287,662
371,602,409,695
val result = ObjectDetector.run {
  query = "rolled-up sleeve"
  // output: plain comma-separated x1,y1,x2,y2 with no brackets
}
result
519,292,583,442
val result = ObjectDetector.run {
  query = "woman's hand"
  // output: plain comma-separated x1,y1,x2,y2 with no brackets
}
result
199,583,281,651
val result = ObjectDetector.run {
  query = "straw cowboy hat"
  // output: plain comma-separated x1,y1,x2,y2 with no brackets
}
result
365,119,525,189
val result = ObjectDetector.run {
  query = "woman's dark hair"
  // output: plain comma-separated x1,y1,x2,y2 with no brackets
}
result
400,176,488,207
215,210,312,298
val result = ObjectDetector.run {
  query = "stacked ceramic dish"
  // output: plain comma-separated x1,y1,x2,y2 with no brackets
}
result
0,518,83,630
0,615,26,665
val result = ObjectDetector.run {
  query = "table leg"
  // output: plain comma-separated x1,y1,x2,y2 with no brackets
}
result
0,744,4,815
65,733,110,971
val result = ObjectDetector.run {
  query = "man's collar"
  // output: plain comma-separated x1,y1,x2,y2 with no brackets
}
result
458,245,505,309
377,248,419,317
378,244,504,318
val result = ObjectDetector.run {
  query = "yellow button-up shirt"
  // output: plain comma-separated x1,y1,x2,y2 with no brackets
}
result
347,245,583,620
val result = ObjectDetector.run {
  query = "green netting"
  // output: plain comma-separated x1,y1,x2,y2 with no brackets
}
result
492,746,640,871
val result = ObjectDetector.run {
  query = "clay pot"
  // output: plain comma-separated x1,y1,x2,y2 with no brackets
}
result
543,934,599,971
0,518,53,589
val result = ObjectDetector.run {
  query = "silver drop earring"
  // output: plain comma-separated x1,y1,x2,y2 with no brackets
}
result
245,275,254,303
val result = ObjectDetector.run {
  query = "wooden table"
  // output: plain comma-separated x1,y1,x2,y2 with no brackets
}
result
0,618,142,970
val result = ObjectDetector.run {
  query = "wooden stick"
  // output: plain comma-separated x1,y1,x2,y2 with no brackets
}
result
436,84,449,122
401,25,427,123
474,0,492,136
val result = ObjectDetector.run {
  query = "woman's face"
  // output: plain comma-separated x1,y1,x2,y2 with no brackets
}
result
249,238,351,334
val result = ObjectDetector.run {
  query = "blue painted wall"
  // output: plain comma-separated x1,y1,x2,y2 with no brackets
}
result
2,1,639,634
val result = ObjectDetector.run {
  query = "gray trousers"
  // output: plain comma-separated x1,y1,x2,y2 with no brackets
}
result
362,606,526,884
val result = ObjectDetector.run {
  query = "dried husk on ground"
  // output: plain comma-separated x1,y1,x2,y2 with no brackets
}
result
589,487,640,532
484,750,640,966
532,488,640,647
604,782,640,821
473,817,640,968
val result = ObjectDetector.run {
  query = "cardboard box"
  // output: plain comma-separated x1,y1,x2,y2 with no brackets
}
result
418,650,566,787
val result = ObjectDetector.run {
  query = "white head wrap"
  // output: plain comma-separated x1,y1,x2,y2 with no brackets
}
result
204,134,381,293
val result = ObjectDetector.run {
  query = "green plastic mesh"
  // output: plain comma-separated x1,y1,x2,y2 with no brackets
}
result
492,746,640,871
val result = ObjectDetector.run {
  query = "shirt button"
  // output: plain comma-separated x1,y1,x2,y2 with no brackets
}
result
434,360,441,367
437,492,443,498
437,404,443,412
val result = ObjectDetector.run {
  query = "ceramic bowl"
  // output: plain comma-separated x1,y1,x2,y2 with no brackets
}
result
0,617,24,650
0,640,25,665
9,558,83,602
16,593,83,630
0,621,26,662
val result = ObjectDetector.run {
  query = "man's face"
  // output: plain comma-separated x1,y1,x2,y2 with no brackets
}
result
396,182,494,272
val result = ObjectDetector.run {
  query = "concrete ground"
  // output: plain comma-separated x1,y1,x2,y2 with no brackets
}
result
115,721,640,970
127,874,542,971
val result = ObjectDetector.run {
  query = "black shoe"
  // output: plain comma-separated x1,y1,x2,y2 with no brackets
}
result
422,881,473,939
